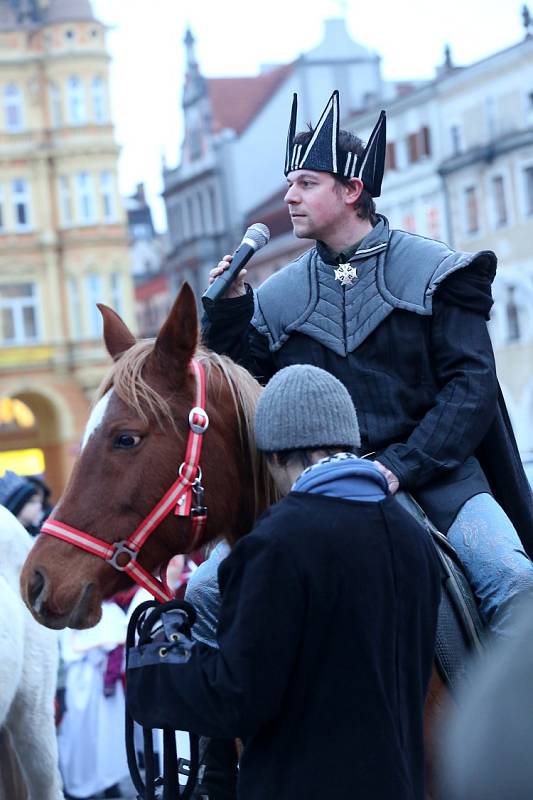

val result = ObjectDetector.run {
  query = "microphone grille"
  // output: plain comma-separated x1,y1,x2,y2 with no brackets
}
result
245,222,270,250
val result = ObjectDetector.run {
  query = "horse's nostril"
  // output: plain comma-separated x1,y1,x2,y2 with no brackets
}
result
28,568,47,613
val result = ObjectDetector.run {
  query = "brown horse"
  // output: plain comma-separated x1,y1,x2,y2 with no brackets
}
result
20,282,448,796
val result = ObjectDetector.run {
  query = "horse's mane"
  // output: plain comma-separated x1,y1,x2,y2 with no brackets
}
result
95,341,277,522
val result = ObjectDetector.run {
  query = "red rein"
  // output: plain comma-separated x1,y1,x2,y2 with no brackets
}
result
40,359,209,603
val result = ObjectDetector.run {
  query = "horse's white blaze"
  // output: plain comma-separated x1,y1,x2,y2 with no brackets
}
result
81,391,112,450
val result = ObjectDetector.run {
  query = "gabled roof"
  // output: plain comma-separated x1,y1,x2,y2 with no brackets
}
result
207,62,294,136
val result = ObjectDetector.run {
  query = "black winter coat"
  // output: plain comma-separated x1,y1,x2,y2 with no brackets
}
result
202,263,533,543
127,493,441,800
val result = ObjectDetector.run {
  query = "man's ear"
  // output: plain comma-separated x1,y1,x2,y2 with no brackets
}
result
343,177,364,207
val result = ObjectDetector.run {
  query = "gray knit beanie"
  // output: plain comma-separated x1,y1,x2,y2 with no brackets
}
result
255,365,360,452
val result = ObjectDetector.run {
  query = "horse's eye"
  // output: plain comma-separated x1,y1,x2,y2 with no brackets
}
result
113,433,142,449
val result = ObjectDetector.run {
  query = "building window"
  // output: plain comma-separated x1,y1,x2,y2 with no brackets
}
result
425,203,440,239
491,175,507,226
100,171,115,221
208,186,218,230
12,178,30,229
186,196,195,237
407,133,419,165
450,125,462,156
67,276,82,339
85,273,102,336
524,166,533,215
406,127,431,165
65,29,75,40
4,84,23,133
91,77,107,124
197,192,206,233
189,126,202,161
0,184,4,233
67,76,86,125
400,201,416,233
506,286,520,343
385,142,397,171
59,176,73,225
49,82,62,127
76,172,95,224
0,283,40,344
110,272,123,317
465,186,479,234
420,126,431,157
169,202,183,243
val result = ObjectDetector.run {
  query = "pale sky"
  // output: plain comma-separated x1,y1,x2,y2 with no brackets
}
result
90,0,528,231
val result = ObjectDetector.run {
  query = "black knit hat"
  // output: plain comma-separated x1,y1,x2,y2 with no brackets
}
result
0,470,38,517
284,90,386,197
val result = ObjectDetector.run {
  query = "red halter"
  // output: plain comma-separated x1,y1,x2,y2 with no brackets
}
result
40,359,209,603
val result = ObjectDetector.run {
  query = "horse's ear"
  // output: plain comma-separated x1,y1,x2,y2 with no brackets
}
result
98,304,136,361
153,282,198,371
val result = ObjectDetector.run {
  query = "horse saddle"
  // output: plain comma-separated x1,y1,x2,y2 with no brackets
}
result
396,491,485,689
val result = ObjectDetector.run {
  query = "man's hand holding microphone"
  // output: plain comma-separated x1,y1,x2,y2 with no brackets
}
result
208,253,246,299
202,223,270,307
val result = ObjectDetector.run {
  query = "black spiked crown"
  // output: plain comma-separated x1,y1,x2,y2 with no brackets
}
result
284,90,386,198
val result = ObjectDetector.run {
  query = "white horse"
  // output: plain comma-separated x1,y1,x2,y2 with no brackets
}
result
0,506,64,800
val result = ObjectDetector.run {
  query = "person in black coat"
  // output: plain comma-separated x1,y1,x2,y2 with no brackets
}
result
202,91,533,636
127,364,441,800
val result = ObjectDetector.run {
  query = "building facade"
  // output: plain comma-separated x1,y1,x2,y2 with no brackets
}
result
350,32,533,452
0,0,134,498
437,36,533,451
162,19,391,299
163,13,533,454
126,182,169,338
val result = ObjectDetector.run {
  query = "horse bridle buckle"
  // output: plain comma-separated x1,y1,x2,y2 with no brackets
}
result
188,406,209,435
109,541,138,571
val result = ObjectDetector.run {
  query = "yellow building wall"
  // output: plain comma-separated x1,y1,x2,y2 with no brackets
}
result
0,9,134,499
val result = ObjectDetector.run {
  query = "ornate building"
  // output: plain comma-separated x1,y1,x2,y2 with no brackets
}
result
349,25,533,453
0,0,134,497
162,19,388,299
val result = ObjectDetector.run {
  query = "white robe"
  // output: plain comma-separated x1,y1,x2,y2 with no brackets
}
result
58,602,128,798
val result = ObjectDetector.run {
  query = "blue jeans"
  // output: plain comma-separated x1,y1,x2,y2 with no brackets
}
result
447,493,533,636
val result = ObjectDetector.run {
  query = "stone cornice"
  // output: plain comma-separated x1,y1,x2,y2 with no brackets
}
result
438,128,533,175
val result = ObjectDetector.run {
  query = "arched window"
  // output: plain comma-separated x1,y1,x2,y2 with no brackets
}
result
4,84,23,132
67,76,86,125
91,76,107,124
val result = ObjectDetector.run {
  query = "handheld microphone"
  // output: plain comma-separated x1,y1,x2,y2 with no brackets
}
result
202,223,270,308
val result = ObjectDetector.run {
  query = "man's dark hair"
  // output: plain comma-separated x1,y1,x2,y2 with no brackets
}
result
293,128,378,225
264,445,356,471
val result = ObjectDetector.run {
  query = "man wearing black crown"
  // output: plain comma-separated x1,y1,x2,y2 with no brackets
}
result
203,90,533,636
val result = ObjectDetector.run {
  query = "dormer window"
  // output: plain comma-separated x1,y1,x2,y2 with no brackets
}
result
65,29,75,41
